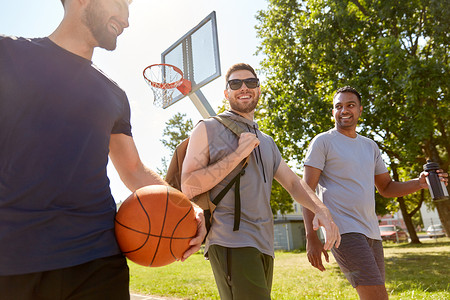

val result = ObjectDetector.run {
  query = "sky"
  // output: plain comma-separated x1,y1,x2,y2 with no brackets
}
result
0,0,270,203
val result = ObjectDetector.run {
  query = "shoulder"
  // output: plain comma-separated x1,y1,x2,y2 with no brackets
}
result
90,64,126,96
203,114,241,135
0,35,44,46
309,129,335,147
357,134,380,149
190,120,207,138
258,130,274,142
202,117,223,135
0,35,33,50
0,34,20,42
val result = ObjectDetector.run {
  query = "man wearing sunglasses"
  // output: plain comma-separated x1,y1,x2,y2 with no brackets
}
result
181,63,341,299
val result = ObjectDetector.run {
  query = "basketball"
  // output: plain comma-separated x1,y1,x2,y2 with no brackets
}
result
115,185,197,267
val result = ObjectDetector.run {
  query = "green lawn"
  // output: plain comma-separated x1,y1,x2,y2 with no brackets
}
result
129,238,450,299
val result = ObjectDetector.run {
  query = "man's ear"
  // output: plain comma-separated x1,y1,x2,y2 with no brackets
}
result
224,89,229,99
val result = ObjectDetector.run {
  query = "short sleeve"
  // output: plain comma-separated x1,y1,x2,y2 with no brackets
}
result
111,94,132,136
272,138,283,174
303,135,326,171
374,144,388,175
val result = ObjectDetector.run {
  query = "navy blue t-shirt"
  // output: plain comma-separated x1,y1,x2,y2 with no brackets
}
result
0,35,132,275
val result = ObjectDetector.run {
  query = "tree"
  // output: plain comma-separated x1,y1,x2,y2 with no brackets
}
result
158,113,193,176
256,0,450,237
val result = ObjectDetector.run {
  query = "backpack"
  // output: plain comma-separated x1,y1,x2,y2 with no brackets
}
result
165,115,249,234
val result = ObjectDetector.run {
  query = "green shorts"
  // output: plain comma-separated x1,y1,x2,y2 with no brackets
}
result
208,245,274,300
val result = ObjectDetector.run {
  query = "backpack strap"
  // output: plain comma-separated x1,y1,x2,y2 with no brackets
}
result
211,115,250,167
209,114,250,231
212,115,246,136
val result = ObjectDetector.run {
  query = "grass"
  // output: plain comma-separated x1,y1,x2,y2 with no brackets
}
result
129,238,450,299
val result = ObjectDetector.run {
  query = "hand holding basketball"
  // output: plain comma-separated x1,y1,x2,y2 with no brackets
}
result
115,185,198,267
181,204,206,262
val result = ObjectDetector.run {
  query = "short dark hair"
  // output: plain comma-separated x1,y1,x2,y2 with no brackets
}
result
334,86,362,104
61,0,133,6
225,63,258,84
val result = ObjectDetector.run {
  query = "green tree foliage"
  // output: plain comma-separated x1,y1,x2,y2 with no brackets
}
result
256,0,450,237
158,113,193,176
271,180,295,215
161,113,193,153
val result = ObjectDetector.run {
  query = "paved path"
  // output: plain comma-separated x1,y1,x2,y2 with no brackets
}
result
130,293,183,300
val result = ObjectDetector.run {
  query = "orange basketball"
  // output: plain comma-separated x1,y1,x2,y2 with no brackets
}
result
114,185,197,267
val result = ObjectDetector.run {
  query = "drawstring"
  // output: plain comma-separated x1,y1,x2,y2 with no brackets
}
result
245,124,267,183
254,125,267,183
246,124,259,164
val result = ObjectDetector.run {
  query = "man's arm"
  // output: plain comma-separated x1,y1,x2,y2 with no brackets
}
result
375,170,448,198
274,161,340,251
181,122,259,199
302,165,329,271
109,133,206,259
109,133,166,191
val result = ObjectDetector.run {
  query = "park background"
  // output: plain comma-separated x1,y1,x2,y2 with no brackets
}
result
0,0,268,203
1,0,449,299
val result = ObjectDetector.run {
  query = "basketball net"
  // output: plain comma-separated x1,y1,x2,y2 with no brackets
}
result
143,64,191,108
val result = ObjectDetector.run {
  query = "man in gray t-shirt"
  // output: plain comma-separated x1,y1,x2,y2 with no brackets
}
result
181,63,341,300
303,86,448,300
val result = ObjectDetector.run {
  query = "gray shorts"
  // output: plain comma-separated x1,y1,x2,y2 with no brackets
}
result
331,233,385,288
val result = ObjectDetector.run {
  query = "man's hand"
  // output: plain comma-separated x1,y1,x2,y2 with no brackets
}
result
312,209,341,251
181,205,206,261
236,132,260,159
418,169,448,189
306,233,329,272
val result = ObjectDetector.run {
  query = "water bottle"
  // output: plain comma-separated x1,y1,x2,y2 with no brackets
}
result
423,160,449,201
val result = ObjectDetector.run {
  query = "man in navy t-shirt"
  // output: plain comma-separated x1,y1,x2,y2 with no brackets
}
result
0,0,205,299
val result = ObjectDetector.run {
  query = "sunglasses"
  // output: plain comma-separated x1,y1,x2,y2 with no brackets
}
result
227,78,260,90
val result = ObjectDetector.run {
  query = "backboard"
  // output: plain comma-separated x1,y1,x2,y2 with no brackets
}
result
161,11,221,113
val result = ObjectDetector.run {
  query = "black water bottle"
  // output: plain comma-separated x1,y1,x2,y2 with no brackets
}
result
423,160,449,201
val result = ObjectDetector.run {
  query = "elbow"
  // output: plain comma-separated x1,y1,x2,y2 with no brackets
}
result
378,187,395,199
378,191,390,198
180,174,195,199
180,182,190,198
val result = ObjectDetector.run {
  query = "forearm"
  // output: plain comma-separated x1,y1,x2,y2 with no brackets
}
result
120,163,167,192
380,178,422,198
276,162,340,250
109,134,167,192
294,178,326,212
303,207,318,236
289,178,339,250
181,151,245,199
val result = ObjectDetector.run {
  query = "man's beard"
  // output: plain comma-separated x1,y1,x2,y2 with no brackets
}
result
229,96,259,114
82,0,117,51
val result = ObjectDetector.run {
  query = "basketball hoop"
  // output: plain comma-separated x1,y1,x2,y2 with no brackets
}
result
143,64,191,107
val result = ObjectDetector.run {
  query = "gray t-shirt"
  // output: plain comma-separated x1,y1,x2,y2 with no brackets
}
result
304,129,388,240
203,111,282,257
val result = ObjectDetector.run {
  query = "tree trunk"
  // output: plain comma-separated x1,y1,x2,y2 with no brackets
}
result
397,197,421,244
